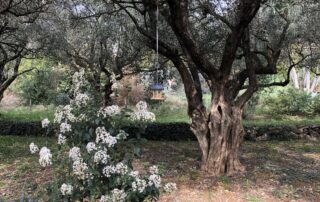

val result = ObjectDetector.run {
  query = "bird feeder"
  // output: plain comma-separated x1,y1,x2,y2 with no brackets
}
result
150,83,164,100
149,3,164,101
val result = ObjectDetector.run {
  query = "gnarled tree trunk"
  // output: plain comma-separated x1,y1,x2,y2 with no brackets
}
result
190,97,245,175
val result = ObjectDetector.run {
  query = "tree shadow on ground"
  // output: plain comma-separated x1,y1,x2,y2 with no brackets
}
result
139,140,320,201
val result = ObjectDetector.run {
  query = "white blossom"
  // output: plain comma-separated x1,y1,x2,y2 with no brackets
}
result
131,101,156,121
129,171,139,178
99,190,126,202
60,183,73,195
72,70,86,95
29,142,39,154
86,142,96,153
132,178,147,193
95,127,117,147
69,147,81,161
41,118,50,128
136,101,148,111
114,162,128,175
149,165,159,175
163,183,177,193
60,122,72,133
109,189,127,202
39,147,52,167
98,105,121,118
99,195,110,202
58,134,67,145
148,174,161,188
72,160,89,180
93,150,109,164
130,110,156,122
54,105,76,124
73,93,90,107
102,165,115,177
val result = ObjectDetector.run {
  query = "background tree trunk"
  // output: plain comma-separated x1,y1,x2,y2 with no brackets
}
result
191,98,245,175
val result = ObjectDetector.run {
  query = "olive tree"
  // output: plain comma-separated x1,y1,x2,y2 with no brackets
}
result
98,0,320,175
0,0,50,102
43,0,153,105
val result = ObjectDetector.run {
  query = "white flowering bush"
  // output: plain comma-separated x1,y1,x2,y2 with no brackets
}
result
28,70,174,201
129,101,156,139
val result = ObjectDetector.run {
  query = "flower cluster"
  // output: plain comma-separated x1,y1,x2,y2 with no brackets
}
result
71,69,87,96
86,142,96,153
58,134,66,145
60,122,72,134
100,189,127,202
72,160,89,180
102,162,128,177
54,105,76,124
29,142,39,154
39,147,52,167
41,118,50,128
130,101,156,122
60,183,73,196
98,105,121,118
132,178,147,193
69,147,81,161
95,127,117,147
72,93,90,107
163,183,177,193
93,150,109,164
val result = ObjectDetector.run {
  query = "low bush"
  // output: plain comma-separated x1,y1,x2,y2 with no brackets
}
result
262,87,315,116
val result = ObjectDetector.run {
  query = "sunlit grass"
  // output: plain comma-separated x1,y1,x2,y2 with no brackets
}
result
0,106,55,122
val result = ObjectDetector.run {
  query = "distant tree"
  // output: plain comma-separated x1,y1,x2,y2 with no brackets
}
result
0,0,50,102
13,59,63,105
42,1,156,105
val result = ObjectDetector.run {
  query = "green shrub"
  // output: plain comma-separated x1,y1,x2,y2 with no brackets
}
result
262,87,314,116
13,59,66,105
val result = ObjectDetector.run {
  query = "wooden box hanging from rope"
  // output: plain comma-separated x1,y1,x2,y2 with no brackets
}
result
150,83,164,100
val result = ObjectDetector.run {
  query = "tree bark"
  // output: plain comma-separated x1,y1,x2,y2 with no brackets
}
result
191,98,245,175
104,78,113,106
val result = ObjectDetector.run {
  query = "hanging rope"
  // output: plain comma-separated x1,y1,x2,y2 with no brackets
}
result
155,2,159,84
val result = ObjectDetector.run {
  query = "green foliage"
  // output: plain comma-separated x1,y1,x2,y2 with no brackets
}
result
13,59,65,105
262,87,316,116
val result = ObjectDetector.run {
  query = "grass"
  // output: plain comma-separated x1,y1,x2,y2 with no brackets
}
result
0,106,55,122
0,136,56,200
1,136,320,201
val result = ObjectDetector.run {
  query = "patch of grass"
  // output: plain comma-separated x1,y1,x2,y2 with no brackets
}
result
246,196,262,202
153,106,190,123
0,106,55,122
0,136,55,200
243,118,320,127
0,136,55,164
218,175,231,187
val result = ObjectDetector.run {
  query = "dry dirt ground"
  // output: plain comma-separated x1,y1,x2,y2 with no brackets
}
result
0,137,320,201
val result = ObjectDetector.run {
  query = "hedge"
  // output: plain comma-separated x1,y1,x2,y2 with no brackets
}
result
0,120,48,136
124,122,196,141
0,120,196,140
1,120,315,141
